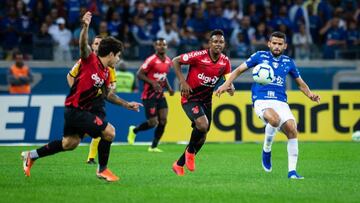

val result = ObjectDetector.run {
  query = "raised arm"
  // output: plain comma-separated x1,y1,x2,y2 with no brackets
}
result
172,56,192,97
295,77,320,103
79,12,92,59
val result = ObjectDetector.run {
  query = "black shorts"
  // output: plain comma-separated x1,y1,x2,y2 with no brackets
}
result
182,101,212,130
63,107,108,139
143,97,168,119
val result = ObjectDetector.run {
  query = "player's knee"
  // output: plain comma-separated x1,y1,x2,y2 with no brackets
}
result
196,123,209,133
158,118,167,126
62,137,80,150
267,117,280,127
148,118,159,127
103,124,116,141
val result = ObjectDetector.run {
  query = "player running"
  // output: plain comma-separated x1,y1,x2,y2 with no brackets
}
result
171,29,234,176
67,35,117,165
127,38,174,152
21,12,142,182
216,31,320,179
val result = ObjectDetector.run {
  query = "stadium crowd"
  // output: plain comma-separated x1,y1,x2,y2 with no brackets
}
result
0,0,359,61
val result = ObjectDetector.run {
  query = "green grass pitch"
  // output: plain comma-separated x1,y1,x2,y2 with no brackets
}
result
1,142,359,203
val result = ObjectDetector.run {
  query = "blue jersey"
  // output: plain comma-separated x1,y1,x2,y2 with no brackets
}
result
245,51,300,103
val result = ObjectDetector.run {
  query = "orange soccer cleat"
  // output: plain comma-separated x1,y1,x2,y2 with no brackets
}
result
185,149,195,172
96,168,120,182
21,151,34,177
172,161,185,176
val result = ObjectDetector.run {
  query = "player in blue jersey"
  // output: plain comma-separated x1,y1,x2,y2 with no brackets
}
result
216,32,320,179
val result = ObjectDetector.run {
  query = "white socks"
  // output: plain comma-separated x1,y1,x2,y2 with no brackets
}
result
287,138,298,172
263,123,277,152
29,150,39,159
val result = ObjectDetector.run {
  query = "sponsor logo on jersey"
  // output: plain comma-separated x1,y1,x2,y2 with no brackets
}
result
153,72,167,81
219,61,226,66
91,73,104,87
197,73,219,87
201,58,211,63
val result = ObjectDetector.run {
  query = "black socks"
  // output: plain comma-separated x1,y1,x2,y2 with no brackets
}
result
36,140,64,158
98,139,112,172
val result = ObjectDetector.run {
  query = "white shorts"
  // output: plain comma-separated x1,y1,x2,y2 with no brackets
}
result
254,100,296,127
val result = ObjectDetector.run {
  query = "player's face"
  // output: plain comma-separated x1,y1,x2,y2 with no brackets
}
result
154,40,167,54
91,38,102,54
109,52,121,67
268,36,287,57
209,35,225,54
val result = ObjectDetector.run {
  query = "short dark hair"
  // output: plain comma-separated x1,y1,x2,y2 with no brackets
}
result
154,37,166,43
210,29,224,38
97,37,124,57
270,31,287,42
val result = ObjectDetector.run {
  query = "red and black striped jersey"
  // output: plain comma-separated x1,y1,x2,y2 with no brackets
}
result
65,53,110,110
179,49,231,104
140,54,172,100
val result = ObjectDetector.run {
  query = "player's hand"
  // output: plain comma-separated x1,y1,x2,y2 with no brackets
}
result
126,102,143,112
180,81,192,98
151,81,162,92
82,11,92,27
168,89,175,96
226,83,235,96
309,93,320,103
215,84,229,97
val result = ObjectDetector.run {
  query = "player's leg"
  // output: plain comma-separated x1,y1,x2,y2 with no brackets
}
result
128,99,157,145
278,102,304,179
149,98,168,152
96,123,119,182
87,137,101,164
254,100,281,172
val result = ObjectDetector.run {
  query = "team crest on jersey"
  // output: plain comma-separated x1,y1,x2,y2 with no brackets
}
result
182,54,189,61
192,106,199,114
91,73,104,87
272,62,279,69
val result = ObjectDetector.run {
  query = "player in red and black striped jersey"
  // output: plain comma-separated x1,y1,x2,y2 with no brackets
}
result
171,29,235,176
21,12,142,182
127,38,174,152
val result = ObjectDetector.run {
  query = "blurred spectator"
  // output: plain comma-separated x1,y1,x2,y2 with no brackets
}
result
115,60,137,93
156,20,180,58
7,51,33,94
98,21,109,38
346,20,359,48
33,23,53,60
186,7,209,38
231,32,250,58
250,22,268,52
132,15,155,59
307,3,322,45
49,17,72,62
208,6,232,37
179,26,199,53
108,11,122,37
1,7,23,60
230,16,255,47
117,24,137,59
320,17,346,59
292,23,312,59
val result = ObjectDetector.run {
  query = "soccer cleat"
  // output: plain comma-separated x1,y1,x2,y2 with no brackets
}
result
148,147,163,153
262,150,272,172
127,125,136,145
288,170,304,179
96,168,120,182
87,158,97,164
21,151,34,177
172,161,184,176
185,149,195,172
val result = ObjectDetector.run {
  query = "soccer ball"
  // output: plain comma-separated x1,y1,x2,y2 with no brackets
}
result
352,131,360,142
252,63,275,85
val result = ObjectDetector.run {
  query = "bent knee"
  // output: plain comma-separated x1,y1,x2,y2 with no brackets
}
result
62,137,80,150
102,124,116,141
148,118,159,127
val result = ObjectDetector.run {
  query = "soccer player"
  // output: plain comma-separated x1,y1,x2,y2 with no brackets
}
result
216,31,320,179
21,12,142,182
171,29,234,176
67,35,117,165
127,38,174,152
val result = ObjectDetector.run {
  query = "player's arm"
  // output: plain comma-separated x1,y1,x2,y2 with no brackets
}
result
294,77,320,103
172,56,192,97
106,89,143,111
67,74,74,87
137,67,162,92
164,77,174,96
216,63,248,97
79,12,92,60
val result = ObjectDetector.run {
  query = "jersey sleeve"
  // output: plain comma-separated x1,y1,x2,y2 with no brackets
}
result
179,50,204,65
108,67,117,90
140,55,155,73
223,57,232,80
289,59,301,79
69,59,81,77
245,51,260,69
